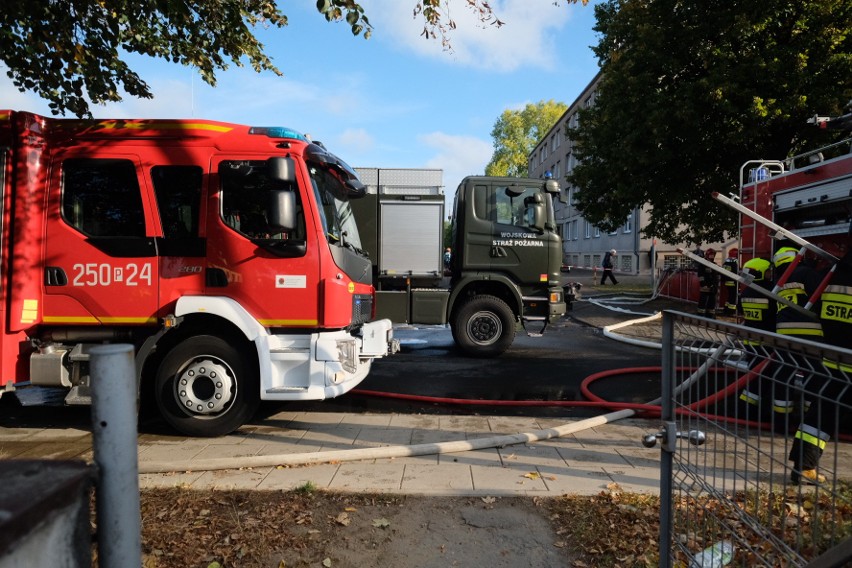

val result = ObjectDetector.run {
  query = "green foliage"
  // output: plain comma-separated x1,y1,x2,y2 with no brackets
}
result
486,100,569,178
2,0,551,117
2,0,294,117
568,0,852,245
293,480,317,495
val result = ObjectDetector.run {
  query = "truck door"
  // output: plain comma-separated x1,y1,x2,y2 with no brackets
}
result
43,155,160,326
150,165,206,308
206,157,321,327
488,183,550,277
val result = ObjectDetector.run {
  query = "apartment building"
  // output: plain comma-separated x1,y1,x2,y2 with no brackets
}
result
528,72,725,276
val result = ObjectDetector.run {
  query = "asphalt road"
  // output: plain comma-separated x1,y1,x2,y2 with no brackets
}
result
0,313,666,433
266,315,664,420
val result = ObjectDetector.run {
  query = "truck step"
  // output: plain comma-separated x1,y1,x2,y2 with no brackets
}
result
64,386,91,406
521,317,548,337
12,386,68,406
265,386,310,393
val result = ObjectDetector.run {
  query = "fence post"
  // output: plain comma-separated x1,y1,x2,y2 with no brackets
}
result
90,344,141,568
659,312,675,568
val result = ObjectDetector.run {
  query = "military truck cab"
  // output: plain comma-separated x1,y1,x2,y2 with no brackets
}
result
353,170,569,357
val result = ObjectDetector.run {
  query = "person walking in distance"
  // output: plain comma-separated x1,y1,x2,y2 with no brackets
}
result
696,248,720,318
600,249,618,285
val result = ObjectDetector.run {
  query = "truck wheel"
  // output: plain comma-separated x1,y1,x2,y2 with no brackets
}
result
154,335,259,437
452,295,515,357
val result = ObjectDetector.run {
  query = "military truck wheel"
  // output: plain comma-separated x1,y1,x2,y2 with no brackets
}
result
154,335,259,437
451,295,515,357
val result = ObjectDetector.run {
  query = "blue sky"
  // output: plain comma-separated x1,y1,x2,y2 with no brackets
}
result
2,1,601,208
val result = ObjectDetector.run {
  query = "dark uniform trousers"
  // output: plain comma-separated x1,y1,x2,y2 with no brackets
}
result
774,267,824,438
722,257,739,315
697,264,719,318
738,292,786,428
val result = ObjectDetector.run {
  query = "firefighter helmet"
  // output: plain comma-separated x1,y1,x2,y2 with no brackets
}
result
773,247,797,267
704,248,716,259
742,257,771,283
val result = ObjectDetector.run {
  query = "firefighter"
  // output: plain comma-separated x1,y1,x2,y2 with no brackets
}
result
789,243,851,485
771,244,829,483
696,248,719,318
736,257,776,423
722,248,739,316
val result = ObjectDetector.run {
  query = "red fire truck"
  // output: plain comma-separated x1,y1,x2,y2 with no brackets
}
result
737,124,852,265
0,110,397,437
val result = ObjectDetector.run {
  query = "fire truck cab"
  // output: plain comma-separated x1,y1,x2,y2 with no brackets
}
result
0,111,397,437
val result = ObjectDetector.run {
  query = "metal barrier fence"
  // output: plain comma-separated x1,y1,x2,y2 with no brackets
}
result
658,311,852,567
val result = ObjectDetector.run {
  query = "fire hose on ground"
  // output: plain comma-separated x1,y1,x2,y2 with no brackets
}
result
139,303,782,474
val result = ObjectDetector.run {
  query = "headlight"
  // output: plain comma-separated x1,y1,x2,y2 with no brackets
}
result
336,339,358,374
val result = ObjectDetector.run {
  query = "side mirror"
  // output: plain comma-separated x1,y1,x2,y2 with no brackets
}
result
344,177,367,198
545,179,568,204
267,190,297,231
532,203,546,232
504,185,525,197
267,157,296,183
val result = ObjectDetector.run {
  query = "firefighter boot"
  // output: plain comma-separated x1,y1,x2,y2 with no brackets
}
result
789,433,826,485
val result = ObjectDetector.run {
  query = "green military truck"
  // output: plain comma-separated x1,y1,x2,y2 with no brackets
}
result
352,168,576,357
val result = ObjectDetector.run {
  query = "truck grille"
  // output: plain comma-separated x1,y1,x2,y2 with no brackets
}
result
352,294,373,325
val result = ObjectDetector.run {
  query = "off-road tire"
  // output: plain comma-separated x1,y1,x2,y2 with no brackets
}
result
451,295,515,358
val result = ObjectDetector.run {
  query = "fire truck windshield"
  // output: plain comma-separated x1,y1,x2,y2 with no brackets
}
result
309,164,364,252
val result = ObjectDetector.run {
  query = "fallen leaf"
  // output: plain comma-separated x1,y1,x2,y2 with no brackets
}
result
344,507,357,512
335,512,351,526
523,472,540,480
372,518,391,528
322,558,332,567
481,496,496,504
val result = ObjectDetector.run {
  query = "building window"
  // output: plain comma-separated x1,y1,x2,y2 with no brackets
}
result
583,254,591,268
621,255,632,272
584,221,591,239
594,227,600,238
573,219,578,240
554,161,560,178
623,214,633,234
663,255,692,270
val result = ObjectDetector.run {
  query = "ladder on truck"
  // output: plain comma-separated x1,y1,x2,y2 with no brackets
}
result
737,160,785,262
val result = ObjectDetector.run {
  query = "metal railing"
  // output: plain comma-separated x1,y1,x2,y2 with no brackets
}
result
656,311,852,567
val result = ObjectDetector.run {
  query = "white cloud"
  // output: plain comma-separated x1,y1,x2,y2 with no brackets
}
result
418,131,493,209
335,128,376,155
0,72,195,118
361,0,573,72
